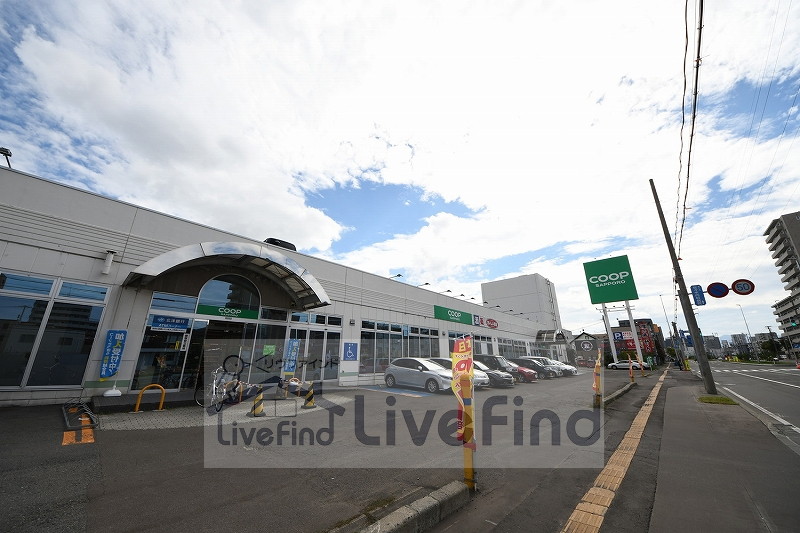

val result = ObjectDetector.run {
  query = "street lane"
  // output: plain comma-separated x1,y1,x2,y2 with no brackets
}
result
705,361,800,449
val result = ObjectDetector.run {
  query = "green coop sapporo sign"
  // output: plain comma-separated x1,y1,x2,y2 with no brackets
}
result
583,255,639,304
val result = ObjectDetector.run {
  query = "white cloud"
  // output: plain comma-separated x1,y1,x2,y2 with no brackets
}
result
3,0,799,339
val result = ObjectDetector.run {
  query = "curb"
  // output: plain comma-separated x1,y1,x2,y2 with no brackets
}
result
344,480,471,533
603,382,637,407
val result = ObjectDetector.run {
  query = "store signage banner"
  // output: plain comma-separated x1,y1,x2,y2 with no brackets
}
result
195,304,258,320
450,336,474,442
583,255,639,304
284,339,300,374
100,330,127,379
434,305,473,325
150,315,190,332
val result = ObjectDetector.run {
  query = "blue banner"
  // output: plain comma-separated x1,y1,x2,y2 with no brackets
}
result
284,338,300,373
100,330,127,379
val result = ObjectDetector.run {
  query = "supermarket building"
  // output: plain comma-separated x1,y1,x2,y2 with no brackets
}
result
0,167,555,406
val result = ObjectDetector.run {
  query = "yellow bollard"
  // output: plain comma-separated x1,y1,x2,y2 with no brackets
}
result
629,358,635,382
301,382,316,409
250,387,266,417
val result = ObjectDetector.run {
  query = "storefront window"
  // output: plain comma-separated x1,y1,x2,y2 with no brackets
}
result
26,302,102,386
151,292,198,313
0,295,47,386
0,274,107,388
359,330,375,374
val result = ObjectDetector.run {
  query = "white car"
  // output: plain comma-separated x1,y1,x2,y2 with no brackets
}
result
607,360,651,370
530,356,576,376
428,358,491,388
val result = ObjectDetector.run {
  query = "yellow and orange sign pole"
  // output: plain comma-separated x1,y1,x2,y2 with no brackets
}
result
451,335,476,490
592,351,602,408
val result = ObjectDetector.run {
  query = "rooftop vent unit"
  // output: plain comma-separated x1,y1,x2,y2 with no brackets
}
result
264,238,297,251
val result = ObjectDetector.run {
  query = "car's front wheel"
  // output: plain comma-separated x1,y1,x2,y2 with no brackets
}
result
385,374,396,387
425,379,439,393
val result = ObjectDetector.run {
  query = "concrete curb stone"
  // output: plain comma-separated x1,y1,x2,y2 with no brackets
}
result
355,480,471,533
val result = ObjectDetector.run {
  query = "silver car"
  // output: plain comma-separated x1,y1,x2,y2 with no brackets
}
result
428,357,491,389
384,357,453,393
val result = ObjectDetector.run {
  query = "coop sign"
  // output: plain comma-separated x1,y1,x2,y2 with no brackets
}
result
583,255,639,304
434,305,473,325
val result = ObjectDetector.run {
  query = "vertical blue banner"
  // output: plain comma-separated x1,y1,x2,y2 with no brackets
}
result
284,338,300,373
100,330,127,379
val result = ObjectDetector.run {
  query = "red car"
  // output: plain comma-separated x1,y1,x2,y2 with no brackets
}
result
508,362,538,382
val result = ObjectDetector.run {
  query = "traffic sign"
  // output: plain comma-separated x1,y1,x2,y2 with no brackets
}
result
731,279,755,295
707,282,729,298
690,284,706,306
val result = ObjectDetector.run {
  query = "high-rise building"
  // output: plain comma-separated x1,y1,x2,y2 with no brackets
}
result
481,274,562,329
764,211,800,357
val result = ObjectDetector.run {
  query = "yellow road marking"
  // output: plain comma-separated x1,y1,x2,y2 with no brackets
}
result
561,370,668,533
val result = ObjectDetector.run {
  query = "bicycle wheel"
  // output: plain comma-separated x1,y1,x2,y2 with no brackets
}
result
195,383,214,408
212,382,226,412
223,355,245,375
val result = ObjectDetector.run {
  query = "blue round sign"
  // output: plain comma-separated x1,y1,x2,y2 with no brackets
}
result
707,282,729,298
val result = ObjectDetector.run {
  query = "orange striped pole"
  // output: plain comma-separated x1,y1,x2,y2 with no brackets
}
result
460,375,476,490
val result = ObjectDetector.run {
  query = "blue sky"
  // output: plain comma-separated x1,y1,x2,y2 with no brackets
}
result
1,0,799,340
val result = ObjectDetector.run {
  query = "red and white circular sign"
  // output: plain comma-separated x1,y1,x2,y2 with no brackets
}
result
731,279,755,295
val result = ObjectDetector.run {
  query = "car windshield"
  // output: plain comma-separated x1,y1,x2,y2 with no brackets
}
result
429,359,451,369
418,360,444,371
473,361,490,371
507,361,520,368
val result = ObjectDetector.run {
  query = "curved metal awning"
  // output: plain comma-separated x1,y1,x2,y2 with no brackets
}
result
123,242,331,310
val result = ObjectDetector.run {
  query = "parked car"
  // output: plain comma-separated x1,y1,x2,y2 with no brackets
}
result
384,357,452,393
529,356,571,376
506,361,538,382
508,357,558,379
607,359,651,370
473,354,522,382
473,360,515,388
428,358,491,389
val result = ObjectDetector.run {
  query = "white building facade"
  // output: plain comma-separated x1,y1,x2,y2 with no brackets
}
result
0,168,554,406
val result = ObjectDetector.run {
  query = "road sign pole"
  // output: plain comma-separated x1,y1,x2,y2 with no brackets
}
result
650,179,717,394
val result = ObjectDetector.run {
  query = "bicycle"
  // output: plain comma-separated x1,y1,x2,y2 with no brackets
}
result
194,366,242,411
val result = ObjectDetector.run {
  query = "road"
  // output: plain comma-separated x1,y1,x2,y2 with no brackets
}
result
702,360,800,450
2,369,604,533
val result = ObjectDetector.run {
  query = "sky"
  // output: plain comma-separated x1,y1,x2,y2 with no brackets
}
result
1,1,799,342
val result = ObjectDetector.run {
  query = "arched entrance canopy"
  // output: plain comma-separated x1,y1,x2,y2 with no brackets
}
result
123,241,331,310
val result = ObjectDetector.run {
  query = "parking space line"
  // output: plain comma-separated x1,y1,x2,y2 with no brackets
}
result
561,369,668,533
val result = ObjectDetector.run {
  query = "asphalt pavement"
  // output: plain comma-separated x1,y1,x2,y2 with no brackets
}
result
2,364,800,532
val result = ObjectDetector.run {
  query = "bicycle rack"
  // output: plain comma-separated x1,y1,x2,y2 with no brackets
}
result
131,384,166,413
62,400,98,430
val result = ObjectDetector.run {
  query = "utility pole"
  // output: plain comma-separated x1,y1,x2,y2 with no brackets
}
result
765,325,781,360
650,179,717,394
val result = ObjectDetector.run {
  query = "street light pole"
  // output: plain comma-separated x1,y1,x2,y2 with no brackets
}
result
737,304,755,361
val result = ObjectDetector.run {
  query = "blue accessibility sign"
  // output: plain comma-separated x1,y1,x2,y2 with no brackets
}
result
343,342,358,361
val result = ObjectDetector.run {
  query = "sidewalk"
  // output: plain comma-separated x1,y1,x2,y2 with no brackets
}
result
649,368,800,532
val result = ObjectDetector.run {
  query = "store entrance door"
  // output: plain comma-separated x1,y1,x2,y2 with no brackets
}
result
202,320,257,375
290,327,340,382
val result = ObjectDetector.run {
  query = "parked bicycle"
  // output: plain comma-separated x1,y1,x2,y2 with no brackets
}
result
194,365,242,411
